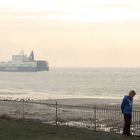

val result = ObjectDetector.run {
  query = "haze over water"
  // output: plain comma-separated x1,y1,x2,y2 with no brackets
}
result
0,1,140,103
1,0,140,68
0,68,139,101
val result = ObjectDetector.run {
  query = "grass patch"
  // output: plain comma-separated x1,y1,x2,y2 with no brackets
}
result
0,118,139,140
0,114,11,119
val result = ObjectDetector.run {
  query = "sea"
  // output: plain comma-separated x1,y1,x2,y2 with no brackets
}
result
0,68,140,101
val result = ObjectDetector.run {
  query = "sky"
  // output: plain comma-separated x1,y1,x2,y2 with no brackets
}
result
0,0,140,67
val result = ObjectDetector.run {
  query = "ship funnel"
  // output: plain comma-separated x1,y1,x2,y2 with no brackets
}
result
29,51,34,61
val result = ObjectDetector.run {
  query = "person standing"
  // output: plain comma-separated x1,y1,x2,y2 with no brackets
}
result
121,90,136,136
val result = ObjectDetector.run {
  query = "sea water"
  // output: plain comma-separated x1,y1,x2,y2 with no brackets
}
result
0,68,139,100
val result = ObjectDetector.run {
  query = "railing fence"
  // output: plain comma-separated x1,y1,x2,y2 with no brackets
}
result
0,100,139,136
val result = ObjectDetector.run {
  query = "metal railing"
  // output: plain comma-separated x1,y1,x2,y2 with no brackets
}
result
0,100,139,136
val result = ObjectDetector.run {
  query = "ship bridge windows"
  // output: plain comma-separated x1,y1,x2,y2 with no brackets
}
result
12,55,28,62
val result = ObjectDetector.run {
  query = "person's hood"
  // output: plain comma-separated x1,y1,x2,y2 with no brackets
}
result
124,95,133,101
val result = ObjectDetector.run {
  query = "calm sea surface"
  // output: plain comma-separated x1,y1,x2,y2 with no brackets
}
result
0,68,140,100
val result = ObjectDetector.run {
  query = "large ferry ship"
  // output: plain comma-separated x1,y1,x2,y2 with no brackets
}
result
0,51,49,72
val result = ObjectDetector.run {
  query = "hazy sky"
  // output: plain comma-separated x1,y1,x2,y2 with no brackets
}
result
0,0,140,67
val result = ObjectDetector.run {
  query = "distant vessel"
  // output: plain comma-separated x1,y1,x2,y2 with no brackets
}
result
0,51,49,72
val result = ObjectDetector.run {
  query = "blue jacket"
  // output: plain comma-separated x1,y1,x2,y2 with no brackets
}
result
121,95,133,114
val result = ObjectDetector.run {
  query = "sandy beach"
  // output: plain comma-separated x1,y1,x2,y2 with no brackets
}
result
55,98,121,105
44,98,140,108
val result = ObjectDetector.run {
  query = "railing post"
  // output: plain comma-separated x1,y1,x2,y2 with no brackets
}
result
94,105,96,131
56,101,58,126
22,99,25,120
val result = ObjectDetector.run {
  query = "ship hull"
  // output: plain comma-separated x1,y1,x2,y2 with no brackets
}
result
0,66,49,72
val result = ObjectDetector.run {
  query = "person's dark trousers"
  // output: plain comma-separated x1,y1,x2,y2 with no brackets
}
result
123,113,132,136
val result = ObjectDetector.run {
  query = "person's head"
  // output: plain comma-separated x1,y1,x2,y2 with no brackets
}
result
129,90,136,98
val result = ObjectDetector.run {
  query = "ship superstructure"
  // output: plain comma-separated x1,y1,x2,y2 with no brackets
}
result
0,51,49,72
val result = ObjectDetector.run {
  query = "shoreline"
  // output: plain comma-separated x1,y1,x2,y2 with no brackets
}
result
0,96,139,109
1,97,139,106
54,98,121,105
38,98,140,110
